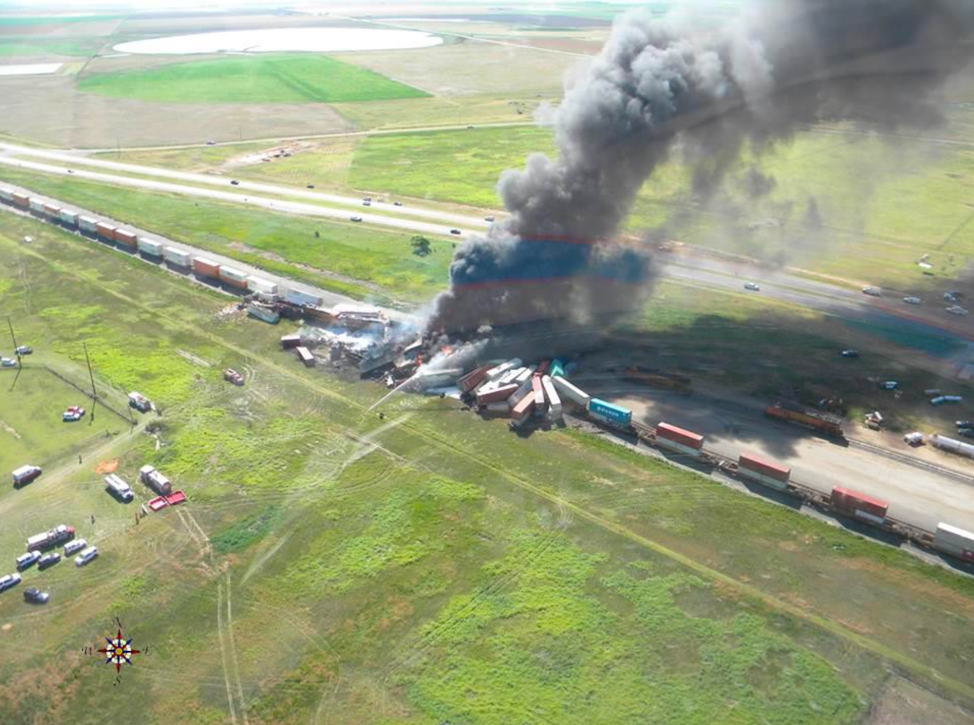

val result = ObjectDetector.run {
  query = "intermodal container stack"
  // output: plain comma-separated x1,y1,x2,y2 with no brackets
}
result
114,229,138,248
192,256,220,279
655,422,704,457
737,453,790,491
95,222,116,242
162,246,192,268
247,276,278,299
78,216,98,235
219,265,249,289
137,237,164,257
934,523,974,562
830,487,888,525
552,376,591,409
588,398,632,429
58,209,78,227
12,192,29,208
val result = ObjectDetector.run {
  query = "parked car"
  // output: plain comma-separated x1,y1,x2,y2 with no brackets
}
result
744,282,761,291
957,420,973,428
75,546,98,567
363,200,371,206
350,215,363,222
903,431,924,446
880,381,898,390
224,368,244,386
63,405,85,422
205,140,216,146
63,539,87,557
306,184,315,189
14,345,31,355
230,180,239,186
450,229,461,235
23,587,49,604
957,428,974,439
903,296,921,305
946,305,969,316
840,349,860,358
15,551,41,571
1,357,16,368
393,201,403,207
485,216,495,222
861,286,882,297
0,573,22,593
37,552,60,570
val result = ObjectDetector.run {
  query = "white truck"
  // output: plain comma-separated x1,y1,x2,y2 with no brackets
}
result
12,465,42,487
105,474,134,502
139,465,172,495
26,524,75,552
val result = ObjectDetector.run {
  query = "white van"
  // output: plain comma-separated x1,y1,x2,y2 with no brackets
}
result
74,546,98,567
63,539,87,556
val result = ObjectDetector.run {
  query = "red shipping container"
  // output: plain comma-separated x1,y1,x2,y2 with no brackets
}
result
476,383,518,406
532,376,545,407
459,365,490,393
656,422,703,450
536,359,550,376
739,453,790,482
95,222,116,240
511,393,535,423
114,229,137,247
192,257,221,278
43,203,60,217
831,487,888,518
12,192,29,208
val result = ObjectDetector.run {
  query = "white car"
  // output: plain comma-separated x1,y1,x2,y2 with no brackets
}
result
744,282,761,291
0,357,16,368
74,546,98,567
485,216,495,222
903,296,921,305
0,572,22,593
63,539,87,556
946,305,969,316
350,215,363,223
861,286,882,297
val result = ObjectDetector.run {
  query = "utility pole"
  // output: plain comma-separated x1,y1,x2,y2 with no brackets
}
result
7,316,21,369
83,342,97,425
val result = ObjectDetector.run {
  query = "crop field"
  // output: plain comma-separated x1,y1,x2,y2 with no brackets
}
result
77,54,429,105
1,211,974,724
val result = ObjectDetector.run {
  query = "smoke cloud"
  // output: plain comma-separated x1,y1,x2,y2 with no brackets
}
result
428,0,974,336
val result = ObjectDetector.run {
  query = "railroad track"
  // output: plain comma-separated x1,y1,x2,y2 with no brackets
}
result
847,437,974,486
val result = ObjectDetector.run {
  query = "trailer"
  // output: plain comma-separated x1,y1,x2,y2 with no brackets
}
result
12,464,42,488
933,523,974,562
295,346,315,367
162,246,192,268
552,375,591,409
655,422,704,457
588,398,632,429
105,474,134,502
765,401,844,438
192,256,220,279
137,237,164,257
246,276,279,300
736,453,791,491
139,465,172,495
114,229,138,248
12,192,29,208
58,208,78,227
830,487,888,525
78,215,98,235
95,222,117,242
219,265,249,289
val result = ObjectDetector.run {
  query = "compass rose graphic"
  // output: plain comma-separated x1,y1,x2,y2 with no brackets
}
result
97,629,141,674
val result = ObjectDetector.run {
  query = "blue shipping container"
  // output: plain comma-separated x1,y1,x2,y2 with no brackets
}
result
588,398,632,428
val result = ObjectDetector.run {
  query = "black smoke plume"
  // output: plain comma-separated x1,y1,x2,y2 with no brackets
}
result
428,0,974,336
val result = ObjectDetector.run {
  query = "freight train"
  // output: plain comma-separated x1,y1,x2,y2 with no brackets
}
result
0,187,314,305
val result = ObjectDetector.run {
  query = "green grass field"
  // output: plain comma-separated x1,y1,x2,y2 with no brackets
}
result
1,212,974,723
0,39,101,56
77,54,430,104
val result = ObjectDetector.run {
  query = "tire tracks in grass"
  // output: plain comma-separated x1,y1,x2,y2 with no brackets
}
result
9,230,974,706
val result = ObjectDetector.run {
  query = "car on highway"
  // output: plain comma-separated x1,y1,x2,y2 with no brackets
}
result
350,215,363,222
861,286,882,297
15,551,41,571
903,296,921,305
744,282,761,291
307,184,315,189
75,546,98,567
393,201,403,207
37,553,60,570
946,305,969,316
206,140,216,146
450,229,461,235
840,349,860,358
0,573,22,593
485,216,495,222
23,587,49,604
363,200,371,206
230,180,240,186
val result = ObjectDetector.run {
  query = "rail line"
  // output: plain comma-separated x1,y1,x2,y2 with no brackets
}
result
846,437,974,486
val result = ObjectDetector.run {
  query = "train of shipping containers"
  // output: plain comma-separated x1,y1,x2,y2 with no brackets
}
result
192,256,220,279
59,208,78,227
114,229,138,248
137,237,164,257
830,487,888,525
219,265,249,289
162,246,192,268
247,276,278,299
78,215,98,235
541,375,562,420
934,523,974,562
95,221,116,242
42,202,60,219
12,192,29,208
477,382,518,406
737,453,791,491
588,398,632,429
28,198,44,215
765,401,844,438
0,188,13,203
655,422,704,457
510,392,535,427
552,375,590,409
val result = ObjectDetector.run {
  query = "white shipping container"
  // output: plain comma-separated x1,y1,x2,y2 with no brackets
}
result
935,522,974,551
515,366,536,385
655,437,703,458
137,237,164,256
162,246,192,267
285,288,324,308
552,375,591,409
105,474,134,501
0,188,13,202
220,266,248,283
497,367,524,386
541,375,562,420
28,198,44,213
78,216,98,233
485,359,522,382
59,209,78,226
247,276,279,297
735,467,789,492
